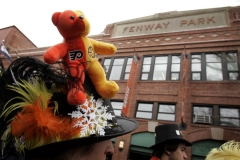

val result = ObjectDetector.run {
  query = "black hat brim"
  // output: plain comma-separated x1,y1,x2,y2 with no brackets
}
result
149,138,192,149
25,116,138,159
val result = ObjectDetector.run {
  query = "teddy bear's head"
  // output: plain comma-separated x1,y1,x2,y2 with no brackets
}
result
52,10,90,40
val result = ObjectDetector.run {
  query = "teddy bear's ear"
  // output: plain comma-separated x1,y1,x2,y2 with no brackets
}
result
52,12,61,26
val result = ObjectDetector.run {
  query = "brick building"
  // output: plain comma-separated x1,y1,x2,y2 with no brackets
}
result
1,6,240,160
0,25,36,50
0,25,38,67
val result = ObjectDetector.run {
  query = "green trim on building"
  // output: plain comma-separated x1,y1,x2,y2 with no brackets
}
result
130,132,155,153
192,140,225,160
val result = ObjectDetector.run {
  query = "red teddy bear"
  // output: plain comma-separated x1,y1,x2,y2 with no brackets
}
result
43,10,119,105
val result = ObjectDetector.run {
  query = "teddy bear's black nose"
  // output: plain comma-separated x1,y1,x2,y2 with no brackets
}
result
79,15,84,20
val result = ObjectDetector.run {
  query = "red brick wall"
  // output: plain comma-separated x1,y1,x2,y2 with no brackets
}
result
5,27,37,51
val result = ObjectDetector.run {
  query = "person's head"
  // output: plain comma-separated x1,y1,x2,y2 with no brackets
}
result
150,124,192,160
0,57,138,160
205,140,240,160
152,141,188,160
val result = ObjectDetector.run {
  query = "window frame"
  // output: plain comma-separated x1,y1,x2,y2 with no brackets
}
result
192,105,213,124
140,54,182,81
135,102,153,120
219,107,240,127
157,103,176,121
190,51,240,81
110,101,123,116
135,102,176,121
192,104,240,128
103,57,133,81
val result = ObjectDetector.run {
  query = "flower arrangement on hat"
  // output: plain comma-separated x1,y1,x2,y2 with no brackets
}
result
0,57,138,159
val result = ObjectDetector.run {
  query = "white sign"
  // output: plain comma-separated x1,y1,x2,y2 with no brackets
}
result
112,11,229,38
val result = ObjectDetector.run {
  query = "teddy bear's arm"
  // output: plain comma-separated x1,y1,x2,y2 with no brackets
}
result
89,38,117,55
43,43,68,64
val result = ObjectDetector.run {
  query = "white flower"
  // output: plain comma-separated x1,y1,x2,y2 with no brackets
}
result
68,95,115,137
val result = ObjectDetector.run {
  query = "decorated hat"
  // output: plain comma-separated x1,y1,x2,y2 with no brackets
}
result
0,57,138,159
149,124,191,149
205,140,240,160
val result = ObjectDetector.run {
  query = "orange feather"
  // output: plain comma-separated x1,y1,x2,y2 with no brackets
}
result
11,98,65,141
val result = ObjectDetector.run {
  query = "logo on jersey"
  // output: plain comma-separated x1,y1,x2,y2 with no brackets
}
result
88,46,95,58
69,50,84,60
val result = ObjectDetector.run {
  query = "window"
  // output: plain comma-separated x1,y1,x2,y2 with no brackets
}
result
103,57,132,80
158,104,175,121
191,51,239,81
232,11,240,21
136,102,176,121
103,59,111,74
227,52,239,80
191,54,201,80
124,58,133,80
136,103,153,119
111,101,123,116
193,106,212,124
141,55,181,81
192,105,240,127
220,108,240,127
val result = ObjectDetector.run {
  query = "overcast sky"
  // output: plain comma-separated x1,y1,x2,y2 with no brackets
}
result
0,0,239,48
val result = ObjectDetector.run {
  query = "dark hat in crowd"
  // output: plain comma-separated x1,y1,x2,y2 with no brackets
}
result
0,57,138,159
149,124,192,149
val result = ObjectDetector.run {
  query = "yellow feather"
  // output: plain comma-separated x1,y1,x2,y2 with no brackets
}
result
205,140,240,160
18,133,60,150
1,126,11,142
0,79,61,152
0,79,59,119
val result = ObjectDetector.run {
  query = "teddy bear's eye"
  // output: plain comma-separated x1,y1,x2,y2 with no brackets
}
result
70,16,75,20
79,15,84,19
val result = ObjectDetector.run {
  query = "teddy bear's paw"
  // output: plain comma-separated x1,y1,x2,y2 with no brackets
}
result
67,88,86,105
96,81,119,98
